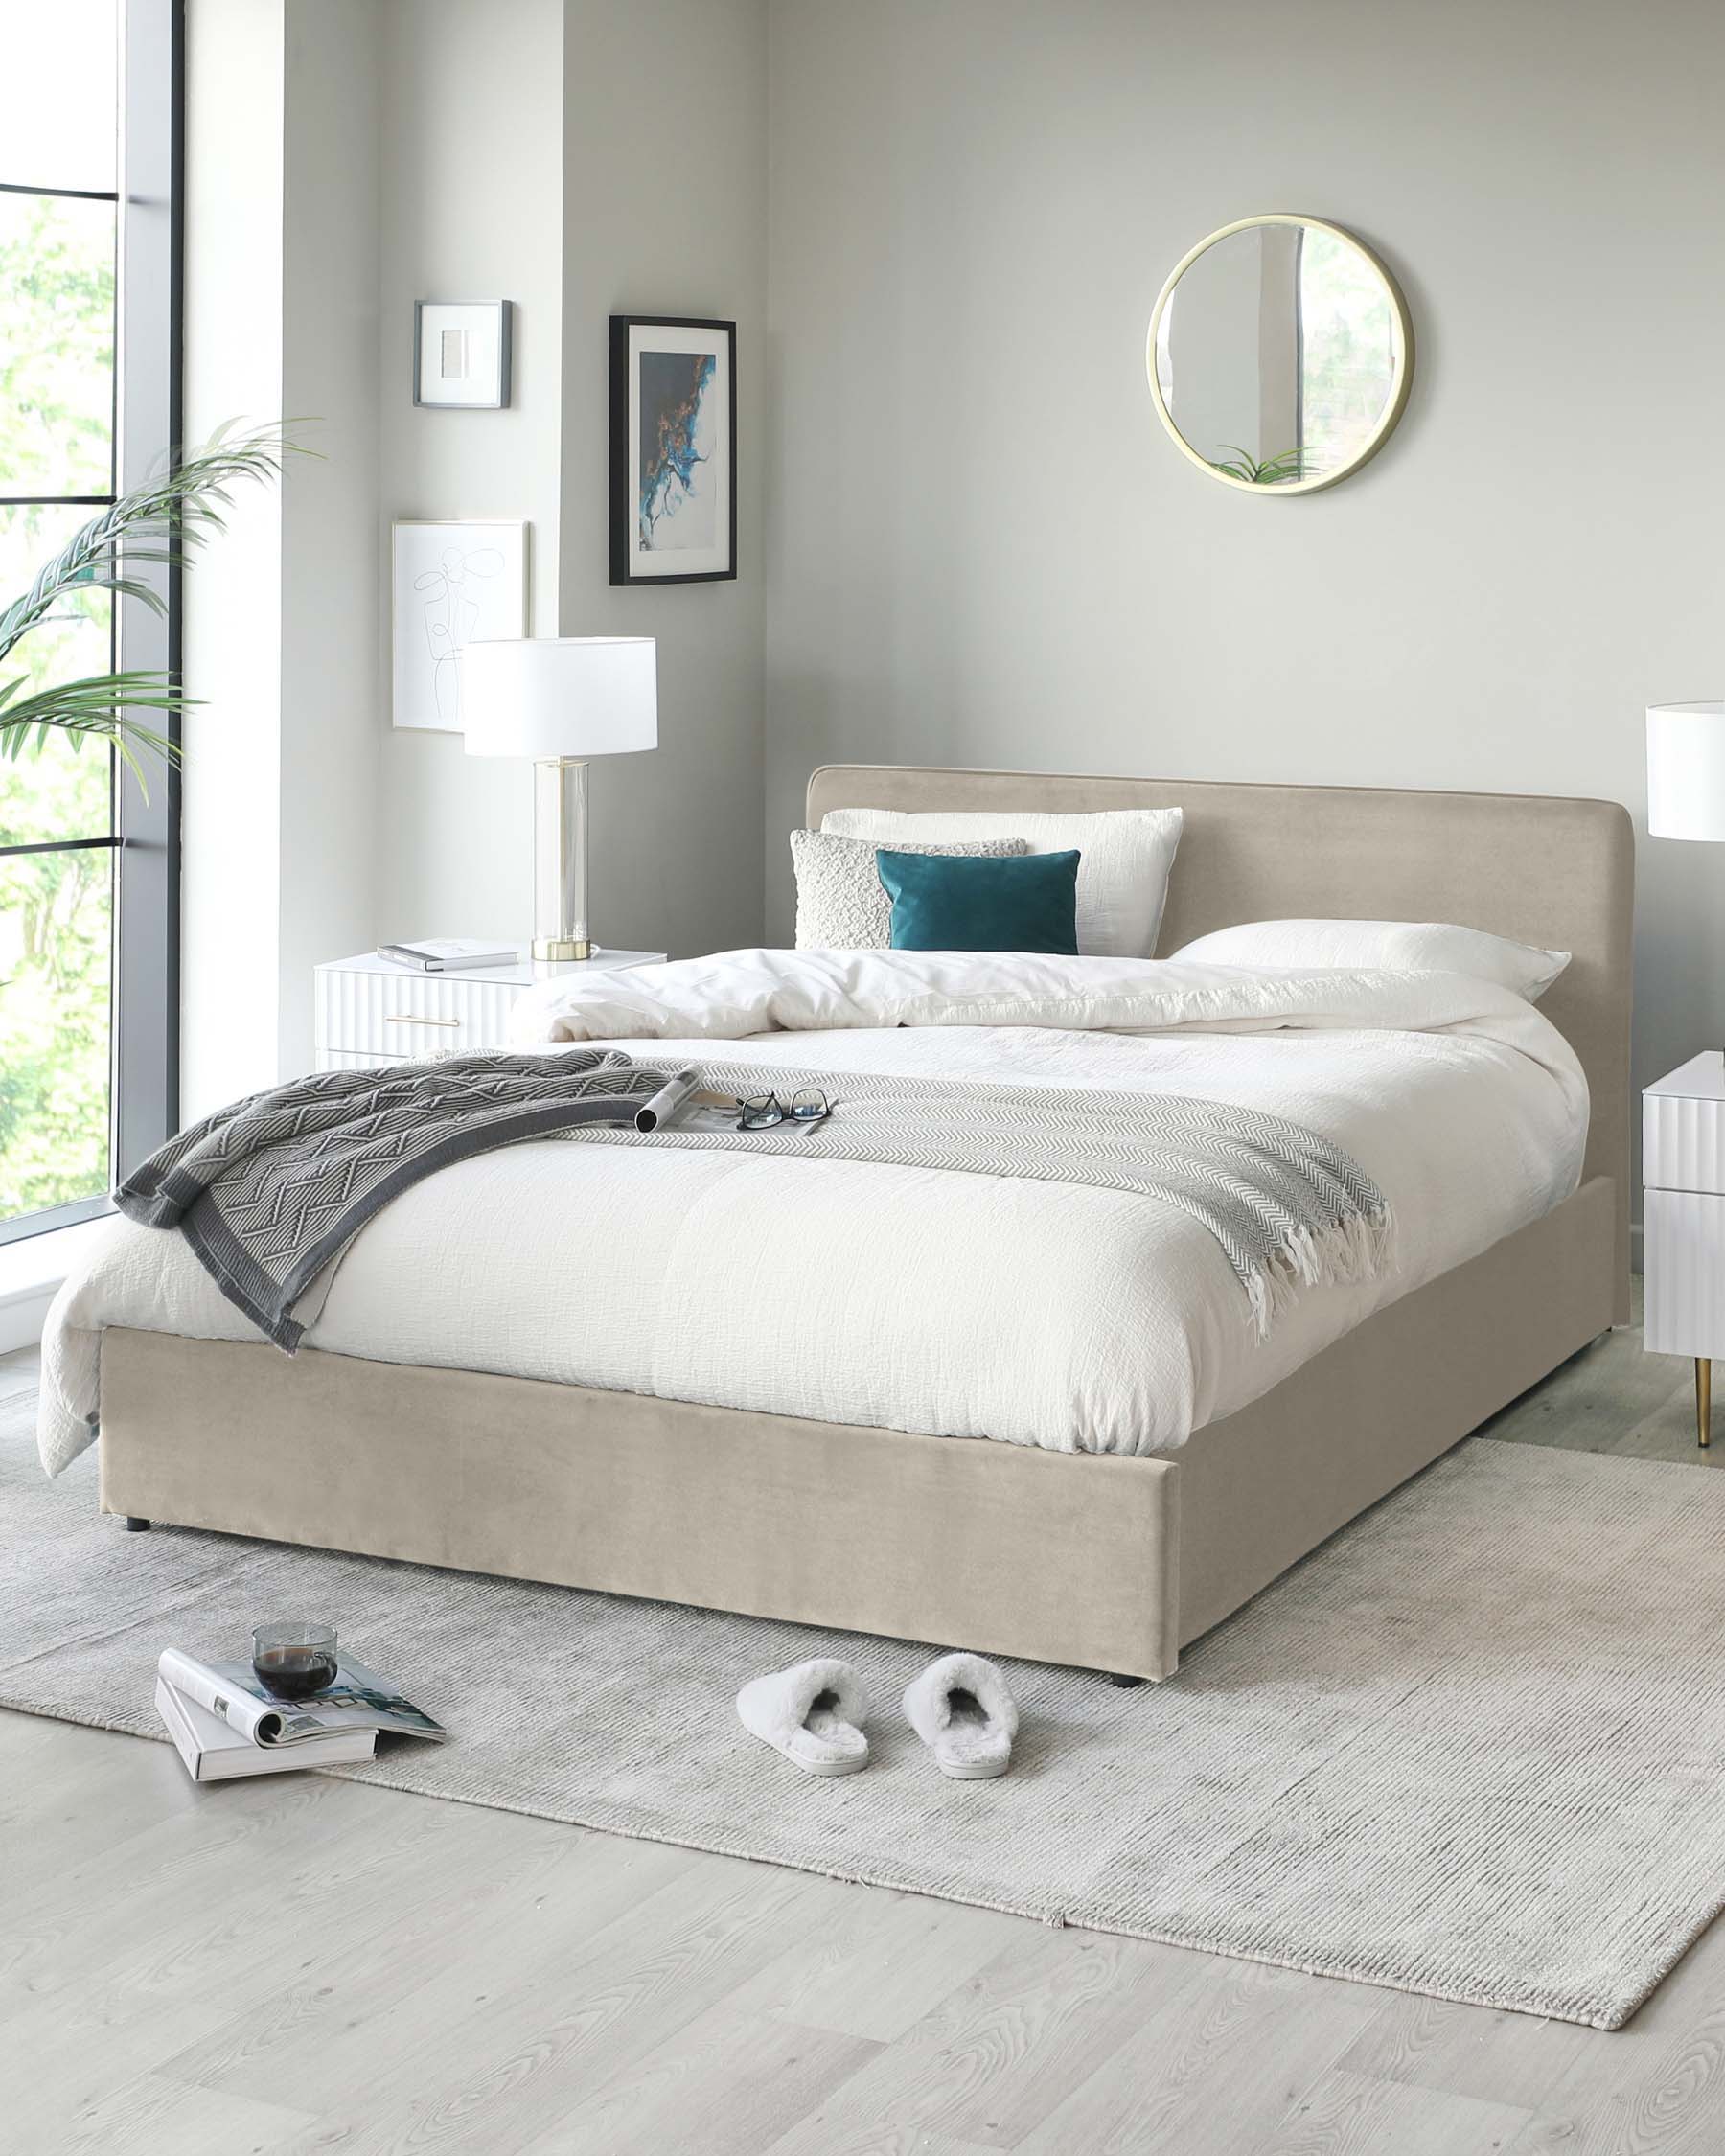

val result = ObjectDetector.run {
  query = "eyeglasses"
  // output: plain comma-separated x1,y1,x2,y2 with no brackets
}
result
734,1088,832,1132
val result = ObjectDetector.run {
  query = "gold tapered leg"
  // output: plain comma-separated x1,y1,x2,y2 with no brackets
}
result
1699,1358,1713,1450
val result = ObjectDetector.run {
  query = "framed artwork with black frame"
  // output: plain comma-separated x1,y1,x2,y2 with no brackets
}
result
610,314,736,585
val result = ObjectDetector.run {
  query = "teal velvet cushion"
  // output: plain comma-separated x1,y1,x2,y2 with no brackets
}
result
876,848,1082,955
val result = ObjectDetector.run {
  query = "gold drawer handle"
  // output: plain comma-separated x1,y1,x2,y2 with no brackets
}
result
385,1013,461,1029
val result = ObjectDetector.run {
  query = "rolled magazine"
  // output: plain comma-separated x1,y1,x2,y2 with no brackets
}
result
632,1066,702,1133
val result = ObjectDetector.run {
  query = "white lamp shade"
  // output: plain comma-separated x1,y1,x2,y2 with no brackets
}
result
461,636,657,760
1648,702,1725,840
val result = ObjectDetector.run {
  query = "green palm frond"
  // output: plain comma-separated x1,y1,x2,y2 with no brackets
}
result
0,421,305,791
0,672,190,792
1208,443,1312,486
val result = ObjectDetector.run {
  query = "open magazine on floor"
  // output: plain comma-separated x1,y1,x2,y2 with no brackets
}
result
157,1648,446,1748
153,1677,377,1781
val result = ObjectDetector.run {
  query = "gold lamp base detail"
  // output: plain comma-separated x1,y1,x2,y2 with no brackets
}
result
533,935,595,964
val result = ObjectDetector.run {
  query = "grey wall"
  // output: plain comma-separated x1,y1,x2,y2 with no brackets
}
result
371,0,767,964
279,0,382,1071
376,0,566,950
183,0,766,1102
184,0,1725,1212
560,0,768,962
182,0,380,1108
763,0,1725,1180
181,0,285,1113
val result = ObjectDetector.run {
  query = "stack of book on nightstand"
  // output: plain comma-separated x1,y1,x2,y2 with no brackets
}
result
376,938,520,972
153,1648,446,1783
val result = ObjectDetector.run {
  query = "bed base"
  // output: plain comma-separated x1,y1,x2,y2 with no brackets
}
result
97,1176,1617,1683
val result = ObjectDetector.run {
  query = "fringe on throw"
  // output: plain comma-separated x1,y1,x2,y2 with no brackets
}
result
1244,1206,1397,1342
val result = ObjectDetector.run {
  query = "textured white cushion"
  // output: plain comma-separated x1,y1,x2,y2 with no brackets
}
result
1170,918,1572,1003
790,829,1027,950
819,806,1183,958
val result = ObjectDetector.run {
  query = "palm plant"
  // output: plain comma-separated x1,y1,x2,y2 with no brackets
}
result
0,423,293,792
1208,445,1311,486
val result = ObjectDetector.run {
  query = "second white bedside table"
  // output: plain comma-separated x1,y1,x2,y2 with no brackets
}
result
313,948,666,1071
1644,1050,1725,1448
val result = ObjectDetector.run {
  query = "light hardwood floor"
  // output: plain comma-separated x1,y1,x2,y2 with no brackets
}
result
7,1310,1725,2154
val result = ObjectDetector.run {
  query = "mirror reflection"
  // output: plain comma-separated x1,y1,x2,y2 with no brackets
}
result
1149,218,1410,492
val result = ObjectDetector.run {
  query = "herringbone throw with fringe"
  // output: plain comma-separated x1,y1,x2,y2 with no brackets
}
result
581,1055,1396,1340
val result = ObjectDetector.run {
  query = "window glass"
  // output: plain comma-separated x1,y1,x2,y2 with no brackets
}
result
0,845,114,1219
0,0,126,1234
0,504,114,846
0,0,120,194
0,191,117,499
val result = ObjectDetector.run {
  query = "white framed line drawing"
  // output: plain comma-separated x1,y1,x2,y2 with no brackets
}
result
391,519,529,732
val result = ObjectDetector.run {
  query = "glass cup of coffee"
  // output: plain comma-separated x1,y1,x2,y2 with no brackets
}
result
252,1620,338,1700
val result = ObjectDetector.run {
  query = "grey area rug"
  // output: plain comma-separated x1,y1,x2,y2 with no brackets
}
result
4,1389,1721,2030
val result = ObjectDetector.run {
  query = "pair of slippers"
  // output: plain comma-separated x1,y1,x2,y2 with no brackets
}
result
736,1651,1018,1780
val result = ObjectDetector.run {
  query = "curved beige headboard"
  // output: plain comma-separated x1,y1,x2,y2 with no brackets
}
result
807,763,1635,1297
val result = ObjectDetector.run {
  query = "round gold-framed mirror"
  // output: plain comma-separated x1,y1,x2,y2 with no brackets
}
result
1145,215,1413,495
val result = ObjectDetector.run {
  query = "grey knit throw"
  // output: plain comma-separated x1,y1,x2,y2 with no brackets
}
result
113,1049,668,1349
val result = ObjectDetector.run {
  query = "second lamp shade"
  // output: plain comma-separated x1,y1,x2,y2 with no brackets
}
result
1648,701,1725,842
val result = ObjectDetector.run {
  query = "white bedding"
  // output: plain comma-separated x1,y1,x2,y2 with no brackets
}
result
38,949,1588,1476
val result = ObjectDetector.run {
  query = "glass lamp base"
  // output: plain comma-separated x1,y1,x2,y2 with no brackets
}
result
533,758,594,965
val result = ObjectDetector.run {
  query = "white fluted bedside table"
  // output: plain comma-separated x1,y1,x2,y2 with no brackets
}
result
313,949,665,1071
1644,1051,1725,1447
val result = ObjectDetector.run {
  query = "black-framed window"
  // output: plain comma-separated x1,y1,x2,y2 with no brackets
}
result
0,0,180,1246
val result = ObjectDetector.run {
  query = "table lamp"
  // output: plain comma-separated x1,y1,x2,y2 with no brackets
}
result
461,636,656,962
1648,702,1725,844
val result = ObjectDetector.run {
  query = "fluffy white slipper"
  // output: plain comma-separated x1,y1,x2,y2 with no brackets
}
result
903,1652,1018,1780
736,1658,870,1777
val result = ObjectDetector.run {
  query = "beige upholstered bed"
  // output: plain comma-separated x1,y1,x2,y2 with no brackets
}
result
96,767,1633,1682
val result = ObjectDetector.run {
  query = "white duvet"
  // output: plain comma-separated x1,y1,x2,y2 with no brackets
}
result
38,949,1588,1476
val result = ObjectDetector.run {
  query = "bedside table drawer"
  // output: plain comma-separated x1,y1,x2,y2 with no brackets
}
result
1644,1092,1725,1196
1644,1188,1725,1356
315,970,519,1057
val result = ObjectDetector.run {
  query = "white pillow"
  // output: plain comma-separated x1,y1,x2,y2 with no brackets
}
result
789,829,1028,950
1169,918,1572,1002
819,806,1183,958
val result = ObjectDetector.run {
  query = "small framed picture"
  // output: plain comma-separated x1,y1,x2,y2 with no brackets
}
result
610,314,736,585
414,301,512,409
391,519,528,731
